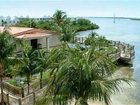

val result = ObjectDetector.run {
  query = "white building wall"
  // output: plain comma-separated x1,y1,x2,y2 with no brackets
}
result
48,35,61,48
17,34,60,50
38,37,47,48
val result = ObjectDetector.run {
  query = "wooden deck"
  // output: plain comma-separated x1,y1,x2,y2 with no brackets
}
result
74,36,135,64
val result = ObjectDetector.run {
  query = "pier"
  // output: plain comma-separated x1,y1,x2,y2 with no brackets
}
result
74,36,135,65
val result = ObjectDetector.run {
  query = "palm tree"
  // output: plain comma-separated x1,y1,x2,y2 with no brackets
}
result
0,31,17,105
85,32,111,47
52,10,67,27
29,19,36,28
52,10,77,43
37,42,131,105
59,23,77,42
34,49,48,89
18,43,36,95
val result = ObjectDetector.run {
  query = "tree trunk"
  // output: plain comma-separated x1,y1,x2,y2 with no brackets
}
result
75,100,78,105
27,75,30,95
40,71,43,89
75,98,88,105
0,64,4,105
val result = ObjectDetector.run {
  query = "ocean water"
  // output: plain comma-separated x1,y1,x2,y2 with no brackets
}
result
80,18,140,105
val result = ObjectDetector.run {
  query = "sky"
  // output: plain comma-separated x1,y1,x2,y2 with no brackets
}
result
0,0,140,18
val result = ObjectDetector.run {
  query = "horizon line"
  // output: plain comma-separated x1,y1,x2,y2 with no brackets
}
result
0,15,139,19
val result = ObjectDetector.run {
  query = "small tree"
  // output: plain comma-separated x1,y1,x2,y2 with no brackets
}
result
52,10,67,27
18,42,36,94
59,23,77,43
0,31,17,104
34,49,48,89
15,18,36,28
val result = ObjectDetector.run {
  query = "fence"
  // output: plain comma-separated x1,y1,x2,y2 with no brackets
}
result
2,85,47,105
3,78,48,98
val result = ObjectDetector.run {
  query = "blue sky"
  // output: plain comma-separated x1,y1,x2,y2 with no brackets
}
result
0,0,140,18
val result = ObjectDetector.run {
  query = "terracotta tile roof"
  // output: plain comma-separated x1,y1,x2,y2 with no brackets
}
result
0,26,34,35
0,26,54,39
16,33,52,39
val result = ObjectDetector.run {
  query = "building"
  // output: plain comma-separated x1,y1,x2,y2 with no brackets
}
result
0,26,60,49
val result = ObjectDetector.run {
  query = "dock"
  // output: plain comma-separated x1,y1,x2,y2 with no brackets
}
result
74,36,135,65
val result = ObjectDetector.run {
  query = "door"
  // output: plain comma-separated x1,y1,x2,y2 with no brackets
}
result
31,39,38,49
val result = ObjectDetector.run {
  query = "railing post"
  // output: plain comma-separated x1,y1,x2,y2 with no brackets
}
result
21,87,24,98
18,98,22,105
6,93,9,105
33,92,36,105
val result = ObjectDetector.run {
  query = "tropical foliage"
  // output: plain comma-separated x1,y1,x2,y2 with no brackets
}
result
72,18,99,31
33,49,48,89
0,31,19,104
0,10,132,105
15,18,36,28
0,32,16,68
36,20,54,30
15,10,99,43
15,10,99,32
52,10,67,27
59,23,77,42
36,40,131,105
84,32,112,48
15,42,37,94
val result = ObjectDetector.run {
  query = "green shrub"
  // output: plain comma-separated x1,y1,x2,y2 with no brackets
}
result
72,18,99,32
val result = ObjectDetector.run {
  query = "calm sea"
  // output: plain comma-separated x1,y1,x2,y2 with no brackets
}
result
80,18,140,105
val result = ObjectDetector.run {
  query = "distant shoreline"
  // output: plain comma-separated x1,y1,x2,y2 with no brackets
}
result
91,17,130,19
83,17,140,21
130,18,140,21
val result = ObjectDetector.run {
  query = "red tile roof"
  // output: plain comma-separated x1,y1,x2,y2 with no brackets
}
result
0,26,33,35
0,26,53,38
16,33,51,39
